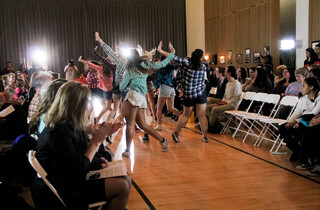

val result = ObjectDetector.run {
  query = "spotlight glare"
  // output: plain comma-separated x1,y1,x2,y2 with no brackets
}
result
120,48,132,59
280,40,295,50
204,55,209,61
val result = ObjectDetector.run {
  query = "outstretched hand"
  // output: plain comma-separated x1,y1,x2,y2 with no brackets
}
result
169,42,175,54
157,41,163,52
78,56,82,62
95,32,102,43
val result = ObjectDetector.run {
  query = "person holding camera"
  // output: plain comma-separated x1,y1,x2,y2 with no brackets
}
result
64,59,78,81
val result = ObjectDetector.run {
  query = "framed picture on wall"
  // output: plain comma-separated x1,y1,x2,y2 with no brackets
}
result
227,50,232,64
264,46,270,56
212,54,218,65
220,55,225,64
236,54,242,64
245,48,250,63
311,40,320,49
253,52,261,63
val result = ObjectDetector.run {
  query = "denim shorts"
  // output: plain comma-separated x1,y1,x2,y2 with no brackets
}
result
90,88,103,98
183,91,207,107
103,91,113,100
159,84,175,98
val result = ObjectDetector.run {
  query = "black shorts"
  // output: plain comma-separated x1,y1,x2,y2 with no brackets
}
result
183,91,207,107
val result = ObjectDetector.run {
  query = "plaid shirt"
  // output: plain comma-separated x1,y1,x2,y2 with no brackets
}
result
174,56,207,99
100,42,127,88
120,53,175,96
27,93,41,123
86,69,99,89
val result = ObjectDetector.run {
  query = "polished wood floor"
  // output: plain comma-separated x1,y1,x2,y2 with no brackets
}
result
108,115,320,210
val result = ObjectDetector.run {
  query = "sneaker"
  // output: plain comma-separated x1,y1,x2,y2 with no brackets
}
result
306,165,320,176
202,137,208,143
161,138,168,152
122,149,130,157
142,133,149,143
171,132,180,143
296,163,315,170
135,125,140,131
155,125,162,131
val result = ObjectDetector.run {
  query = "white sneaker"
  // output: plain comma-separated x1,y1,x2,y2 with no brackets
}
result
122,149,130,157
154,125,163,131
161,138,168,152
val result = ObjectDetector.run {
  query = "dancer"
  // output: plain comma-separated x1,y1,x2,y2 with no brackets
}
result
153,55,181,131
78,55,113,124
95,32,175,157
158,46,209,143
92,46,122,123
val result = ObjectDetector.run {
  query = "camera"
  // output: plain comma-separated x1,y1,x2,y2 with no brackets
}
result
69,59,75,67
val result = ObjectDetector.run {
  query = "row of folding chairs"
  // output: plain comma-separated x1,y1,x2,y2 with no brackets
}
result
220,91,299,153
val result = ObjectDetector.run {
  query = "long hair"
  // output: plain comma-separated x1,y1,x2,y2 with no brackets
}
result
253,67,269,87
127,49,148,73
238,67,248,84
190,49,203,70
28,79,67,134
44,81,91,131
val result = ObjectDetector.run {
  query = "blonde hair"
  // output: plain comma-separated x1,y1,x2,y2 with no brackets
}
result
44,81,91,131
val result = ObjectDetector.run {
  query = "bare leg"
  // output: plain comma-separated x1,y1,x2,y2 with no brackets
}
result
147,89,156,119
104,176,131,210
122,101,139,151
156,97,167,125
195,103,208,138
166,96,181,117
136,109,163,142
96,99,112,123
107,95,121,122
175,106,193,134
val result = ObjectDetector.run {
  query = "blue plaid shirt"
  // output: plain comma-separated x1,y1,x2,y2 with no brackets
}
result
153,64,179,88
174,56,207,99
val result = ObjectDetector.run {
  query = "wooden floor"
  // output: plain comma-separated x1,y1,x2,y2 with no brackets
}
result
108,115,320,210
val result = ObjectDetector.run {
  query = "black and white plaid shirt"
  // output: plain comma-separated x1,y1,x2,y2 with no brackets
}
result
174,56,207,99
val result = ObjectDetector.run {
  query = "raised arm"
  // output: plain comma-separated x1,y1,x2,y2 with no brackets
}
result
78,56,88,65
92,46,116,73
141,42,175,70
95,32,121,65
157,41,175,57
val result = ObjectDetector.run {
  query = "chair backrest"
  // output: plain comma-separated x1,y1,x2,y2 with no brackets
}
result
279,95,299,106
234,91,256,111
253,92,269,102
28,150,67,208
278,95,299,120
263,94,281,118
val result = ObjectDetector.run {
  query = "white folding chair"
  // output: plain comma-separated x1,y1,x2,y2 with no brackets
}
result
254,95,299,153
220,91,257,134
28,150,107,210
231,92,269,138
240,93,281,143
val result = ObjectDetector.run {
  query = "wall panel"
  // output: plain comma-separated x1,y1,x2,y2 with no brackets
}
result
205,0,279,68
309,0,320,44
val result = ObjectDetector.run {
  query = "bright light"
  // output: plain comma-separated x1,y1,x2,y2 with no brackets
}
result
280,40,295,50
92,97,103,119
28,46,48,69
120,47,132,59
204,55,209,61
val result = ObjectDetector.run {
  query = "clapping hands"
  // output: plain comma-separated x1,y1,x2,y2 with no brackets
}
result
91,121,124,144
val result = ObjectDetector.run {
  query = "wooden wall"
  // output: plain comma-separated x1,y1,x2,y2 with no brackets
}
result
204,0,280,68
309,0,320,45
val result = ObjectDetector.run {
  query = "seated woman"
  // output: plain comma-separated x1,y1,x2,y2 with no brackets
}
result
279,77,320,162
31,81,131,209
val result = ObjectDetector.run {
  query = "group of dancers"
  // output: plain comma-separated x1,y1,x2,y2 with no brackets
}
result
80,32,209,157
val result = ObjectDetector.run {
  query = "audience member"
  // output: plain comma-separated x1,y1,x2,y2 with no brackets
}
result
206,65,242,132
31,81,131,209
279,77,320,162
